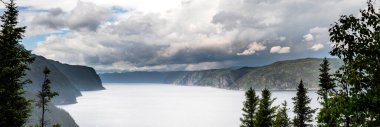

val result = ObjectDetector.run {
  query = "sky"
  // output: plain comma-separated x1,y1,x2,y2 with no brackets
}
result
15,0,368,72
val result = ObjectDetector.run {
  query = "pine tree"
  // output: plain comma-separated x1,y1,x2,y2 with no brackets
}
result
254,88,277,127
274,101,290,127
292,80,316,127
317,58,338,127
0,0,34,126
37,67,59,127
240,87,259,127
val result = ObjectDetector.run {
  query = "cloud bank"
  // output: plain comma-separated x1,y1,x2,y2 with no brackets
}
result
18,0,367,72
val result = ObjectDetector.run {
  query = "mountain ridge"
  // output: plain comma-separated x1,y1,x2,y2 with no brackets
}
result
23,55,104,127
100,58,342,90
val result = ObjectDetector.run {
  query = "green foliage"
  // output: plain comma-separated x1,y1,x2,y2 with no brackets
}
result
240,87,259,127
316,58,339,127
292,80,316,127
328,0,380,126
254,88,277,127
237,58,342,89
37,67,59,127
274,101,290,127
0,0,34,126
52,123,61,127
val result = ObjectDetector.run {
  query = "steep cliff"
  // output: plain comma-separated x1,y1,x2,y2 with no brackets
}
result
24,55,81,104
49,60,104,91
24,55,104,104
23,55,104,127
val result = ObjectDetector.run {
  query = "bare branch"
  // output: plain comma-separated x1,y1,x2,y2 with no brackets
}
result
0,0,9,5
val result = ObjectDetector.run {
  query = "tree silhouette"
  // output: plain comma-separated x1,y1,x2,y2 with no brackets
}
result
0,0,34,126
240,87,259,127
254,88,277,127
274,101,290,127
316,58,338,127
292,80,315,127
37,67,58,127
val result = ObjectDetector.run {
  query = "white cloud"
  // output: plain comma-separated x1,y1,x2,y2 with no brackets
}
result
270,46,290,54
309,27,328,34
237,42,266,56
309,43,324,51
303,34,314,42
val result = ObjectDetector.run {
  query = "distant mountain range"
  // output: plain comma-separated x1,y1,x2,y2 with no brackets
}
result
100,58,342,90
24,55,104,127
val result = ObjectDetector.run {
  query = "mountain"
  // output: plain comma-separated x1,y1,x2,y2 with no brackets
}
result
24,55,104,104
100,71,186,84
24,92,79,127
23,55,104,126
48,60,104,91
100,58,342,90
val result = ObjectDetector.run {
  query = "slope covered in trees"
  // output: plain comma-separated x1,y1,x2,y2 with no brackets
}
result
25,55,104,104
100,58,342,90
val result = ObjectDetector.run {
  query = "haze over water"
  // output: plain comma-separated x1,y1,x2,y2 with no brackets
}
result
60,83,319,127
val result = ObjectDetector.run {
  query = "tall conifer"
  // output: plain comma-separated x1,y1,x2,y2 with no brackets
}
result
0,0,34,126
254,88,277,127
240,87,259,127
317,58,338,127
274,101,290,127
37,67,58,127
292,80,315,127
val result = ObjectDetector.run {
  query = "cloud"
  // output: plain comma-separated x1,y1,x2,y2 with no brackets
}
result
303,34,314,42
309,43,324,51
237,42,266,56
270,46,290,54
26,1,111,35
23,0,368,71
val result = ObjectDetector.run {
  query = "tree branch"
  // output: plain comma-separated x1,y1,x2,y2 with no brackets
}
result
0,0,9,5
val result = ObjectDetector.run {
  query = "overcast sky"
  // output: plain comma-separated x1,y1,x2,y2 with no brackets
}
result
16,0,367,72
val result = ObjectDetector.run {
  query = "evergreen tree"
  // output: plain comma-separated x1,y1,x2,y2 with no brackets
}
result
274,101,290,127
0,0,34,126
329,0,380,126
316,58,338,127
37,67,58,127
292,80,315,127
254,88,277,127
240,87,259,127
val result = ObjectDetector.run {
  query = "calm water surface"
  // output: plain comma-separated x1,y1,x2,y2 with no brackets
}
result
59,83,320,127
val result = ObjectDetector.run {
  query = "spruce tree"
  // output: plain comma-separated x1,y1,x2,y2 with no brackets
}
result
240,87,259,127
37,67,58,127
0,0,34,126
254,88,277,127
274,101,290,127
316,58,338,127
292,80,315,127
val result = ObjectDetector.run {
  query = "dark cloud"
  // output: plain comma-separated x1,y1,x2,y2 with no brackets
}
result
31,8,65,29
30,1,111,32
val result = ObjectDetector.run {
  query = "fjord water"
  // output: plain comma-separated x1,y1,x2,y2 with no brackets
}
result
59,83,319,127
